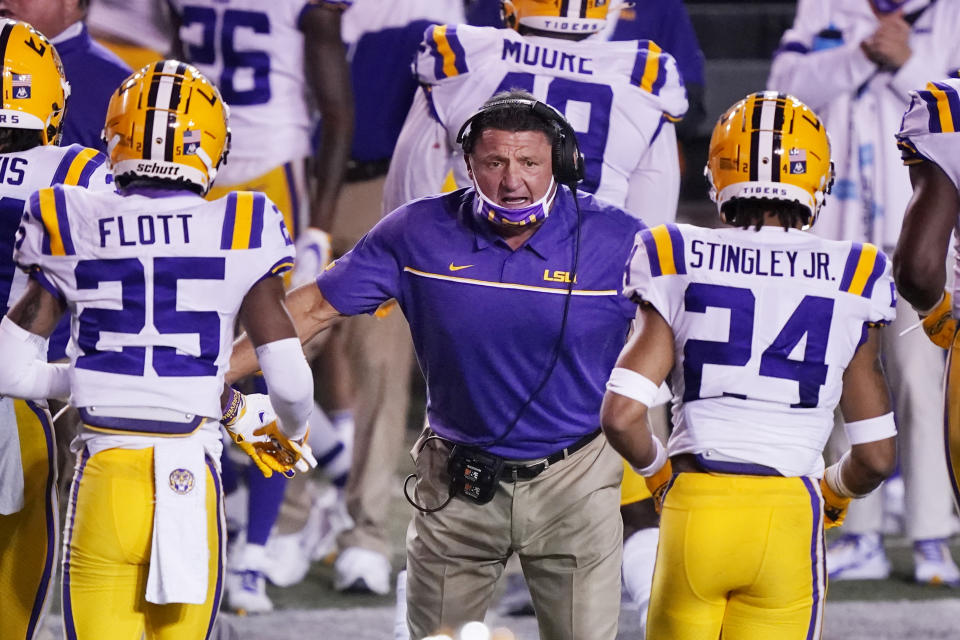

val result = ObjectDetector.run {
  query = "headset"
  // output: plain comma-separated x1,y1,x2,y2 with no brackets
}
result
404,97,586,514
455,97,585,186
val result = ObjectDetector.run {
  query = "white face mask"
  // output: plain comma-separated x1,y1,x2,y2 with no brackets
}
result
472,176,557,228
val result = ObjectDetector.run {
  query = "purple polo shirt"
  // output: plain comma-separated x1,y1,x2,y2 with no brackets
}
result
317,187,644,459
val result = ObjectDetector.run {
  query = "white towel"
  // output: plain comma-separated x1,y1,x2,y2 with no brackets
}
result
146,439,208,605
0,398,24,515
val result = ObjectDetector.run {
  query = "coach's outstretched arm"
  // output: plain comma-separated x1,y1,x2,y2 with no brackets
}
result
227,281,345,385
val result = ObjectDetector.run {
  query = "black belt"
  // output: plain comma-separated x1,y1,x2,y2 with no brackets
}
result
500,428,602,482
345,158,390,183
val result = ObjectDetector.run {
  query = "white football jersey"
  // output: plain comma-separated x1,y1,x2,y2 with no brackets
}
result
14,188,294,432
390,24,687,215
168,0,352,184
624,224,896,477
897,76,960,314
1,144,112,318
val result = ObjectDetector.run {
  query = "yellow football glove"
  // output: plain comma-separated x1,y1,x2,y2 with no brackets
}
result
643,459,674,515
921,291,956,349
820,476,851,529
252,421,318,478
221,391,278,478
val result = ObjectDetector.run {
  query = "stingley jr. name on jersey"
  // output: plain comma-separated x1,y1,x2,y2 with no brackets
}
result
14,187,294,434
624,223,896,477
415,23,688,202
1,144,112,318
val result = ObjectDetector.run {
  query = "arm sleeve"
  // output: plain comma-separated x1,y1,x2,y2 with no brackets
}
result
14,189,66,301
896,79,960,190
622,225,685,325
867,250,898,326
255,337,313,440
624,122,679,225
767,0,877,112
0,317,70,401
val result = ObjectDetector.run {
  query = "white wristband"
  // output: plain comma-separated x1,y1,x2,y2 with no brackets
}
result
824,451,871,499
633,434,667,478
606,367,661,407
844,412,897,445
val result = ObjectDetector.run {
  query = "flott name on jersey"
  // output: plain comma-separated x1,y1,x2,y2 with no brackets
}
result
99,213,193,247
690,239,832,280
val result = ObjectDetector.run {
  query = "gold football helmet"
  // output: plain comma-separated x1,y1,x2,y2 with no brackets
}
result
0,19,69,145
705,91,834,226
501,0,613,35
102,60,230,195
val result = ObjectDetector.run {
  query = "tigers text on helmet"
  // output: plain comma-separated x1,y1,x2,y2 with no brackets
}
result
500,0,615,35
102,60,230,196
704,91,834,227
0,19,69,146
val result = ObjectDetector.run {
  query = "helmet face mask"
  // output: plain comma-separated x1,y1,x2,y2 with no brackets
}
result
0,19,69,146
704,91,834,228
501,0,613,35
102,60,230,196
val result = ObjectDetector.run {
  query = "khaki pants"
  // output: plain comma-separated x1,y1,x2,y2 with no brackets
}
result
332,175,414,555
405,429,623,640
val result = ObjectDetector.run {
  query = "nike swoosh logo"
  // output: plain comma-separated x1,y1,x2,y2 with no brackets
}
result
448,263,474,271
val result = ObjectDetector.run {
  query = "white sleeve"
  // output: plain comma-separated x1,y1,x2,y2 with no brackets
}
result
766,0,877,113
622,224,687,325
0,317,70,401
624,122,679,226
382,88,456,214
255,337,313,440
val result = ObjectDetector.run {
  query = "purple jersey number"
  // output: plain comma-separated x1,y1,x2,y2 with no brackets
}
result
180,6,272,106
75,257,225,376
682,283,834,408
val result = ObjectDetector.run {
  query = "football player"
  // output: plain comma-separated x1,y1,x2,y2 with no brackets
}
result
601,92,898,639
384,0,688,626
0,19,113,640
892,77,960,513
166,0,356,611
0,61,315,639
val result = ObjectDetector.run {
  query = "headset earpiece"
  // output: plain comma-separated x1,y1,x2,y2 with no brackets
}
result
457,97,585,186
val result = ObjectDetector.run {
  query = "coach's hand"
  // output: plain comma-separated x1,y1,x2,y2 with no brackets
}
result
820,476,852,529
920,291,955,349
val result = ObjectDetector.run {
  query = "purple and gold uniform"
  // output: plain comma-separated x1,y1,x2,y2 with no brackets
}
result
0,144,111,640
625,223,895,639
897,77,960,509
169,0,353,238
13,186,293,639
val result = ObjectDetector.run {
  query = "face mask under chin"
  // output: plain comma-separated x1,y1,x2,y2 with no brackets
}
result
473,177,557,229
